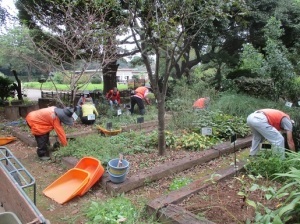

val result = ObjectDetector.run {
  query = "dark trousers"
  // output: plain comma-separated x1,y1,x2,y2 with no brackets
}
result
81,116,95,125
35,133,50,157
130,96,145,115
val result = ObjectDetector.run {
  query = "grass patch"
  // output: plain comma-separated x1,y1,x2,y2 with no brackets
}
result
53,132,158,165
23,82,128,91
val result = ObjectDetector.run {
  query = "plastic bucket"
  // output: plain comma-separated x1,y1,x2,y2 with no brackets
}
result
107,171,128,184
107,158,130,184
107,159,129,176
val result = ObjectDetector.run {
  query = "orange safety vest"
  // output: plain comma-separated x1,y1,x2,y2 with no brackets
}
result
134,87,148,99
193,98,206,109
259,109,290,131
26,107,68,146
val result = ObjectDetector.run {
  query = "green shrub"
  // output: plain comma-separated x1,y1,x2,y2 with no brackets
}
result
85,196,139,224
244,151,300,181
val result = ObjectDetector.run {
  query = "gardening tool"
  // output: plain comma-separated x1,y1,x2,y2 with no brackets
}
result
117,154,123,167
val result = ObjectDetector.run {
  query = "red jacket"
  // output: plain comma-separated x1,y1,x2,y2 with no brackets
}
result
259,109,290,131
26,107,68,146
106,89,121,104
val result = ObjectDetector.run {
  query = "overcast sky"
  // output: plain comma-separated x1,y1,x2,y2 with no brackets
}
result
1,0,17,15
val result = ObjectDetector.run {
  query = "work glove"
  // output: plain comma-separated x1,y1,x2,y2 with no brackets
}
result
53,141,60,151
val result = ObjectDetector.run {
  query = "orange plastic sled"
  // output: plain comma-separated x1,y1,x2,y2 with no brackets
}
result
96,125,122,136
43,168,90,204
75,157,104,196
0,136,17,146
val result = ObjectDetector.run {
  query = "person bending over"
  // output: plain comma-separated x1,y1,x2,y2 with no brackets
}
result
26,106,74,160
247,108,295,157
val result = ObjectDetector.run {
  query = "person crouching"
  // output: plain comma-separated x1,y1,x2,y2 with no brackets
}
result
26,106,74,160
81,97,99,125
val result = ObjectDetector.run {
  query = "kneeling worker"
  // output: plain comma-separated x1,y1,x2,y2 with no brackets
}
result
26,106,74,160
81,97,99,125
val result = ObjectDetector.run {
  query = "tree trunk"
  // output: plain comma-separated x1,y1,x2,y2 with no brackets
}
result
102,60,119,95
157,96,166,155
12,70,23,101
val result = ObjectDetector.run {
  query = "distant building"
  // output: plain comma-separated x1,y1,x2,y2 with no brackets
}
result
78,68,148,83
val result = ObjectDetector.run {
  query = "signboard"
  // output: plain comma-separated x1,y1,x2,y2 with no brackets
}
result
87,114,95,120
231,134,237,144
285,101,293,107
137,117,144,123
201,127,212,136
261,143,272,149
72,112,78,121
117,109,122,116
106,122,112,130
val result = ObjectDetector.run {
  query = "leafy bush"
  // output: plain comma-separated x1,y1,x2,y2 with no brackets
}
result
233,77,274,100
166,131,221,151
209,92,280,118
91,77,102,84
244,151,300,182
85,196,139,224
243,152,300,223
0,76,14,101
226,68,258,79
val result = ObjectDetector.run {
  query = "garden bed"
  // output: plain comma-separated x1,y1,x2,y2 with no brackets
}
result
178,174,283,223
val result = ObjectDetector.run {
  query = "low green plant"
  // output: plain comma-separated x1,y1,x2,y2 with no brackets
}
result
53,132,157,163
165,130,221,151
169,177,192,191
85,196,139,224
240,152,300,223
244,150,300,181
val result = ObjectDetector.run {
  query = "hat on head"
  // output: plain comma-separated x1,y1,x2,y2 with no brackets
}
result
85,97,93,103
145,83,152,89
55,107,74,126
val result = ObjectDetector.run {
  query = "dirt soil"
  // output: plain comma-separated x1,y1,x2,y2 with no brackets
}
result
0,108,275,224
179,175,283,224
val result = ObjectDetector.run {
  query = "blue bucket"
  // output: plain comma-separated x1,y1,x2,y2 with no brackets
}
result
107,158,130,184
107,171,128,184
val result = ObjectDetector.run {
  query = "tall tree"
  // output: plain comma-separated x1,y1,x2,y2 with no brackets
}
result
127,0,245,155
0,26,45,82
15,0,138,94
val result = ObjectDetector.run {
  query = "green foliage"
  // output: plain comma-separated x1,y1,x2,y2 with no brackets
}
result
226,68,258,79
167,102,251,141
90,76,102,84
244,151,300,182
169,177,192,191
262,17,295,101
239,43,265,74
0,76,14,101
242,152,300,223
165,131,221,151
209,92,280,118
85,196,139,224
52,72,64,84
233,77,275,100
54,132,157,164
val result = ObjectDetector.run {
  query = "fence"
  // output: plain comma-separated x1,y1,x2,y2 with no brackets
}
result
41,90,132,106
